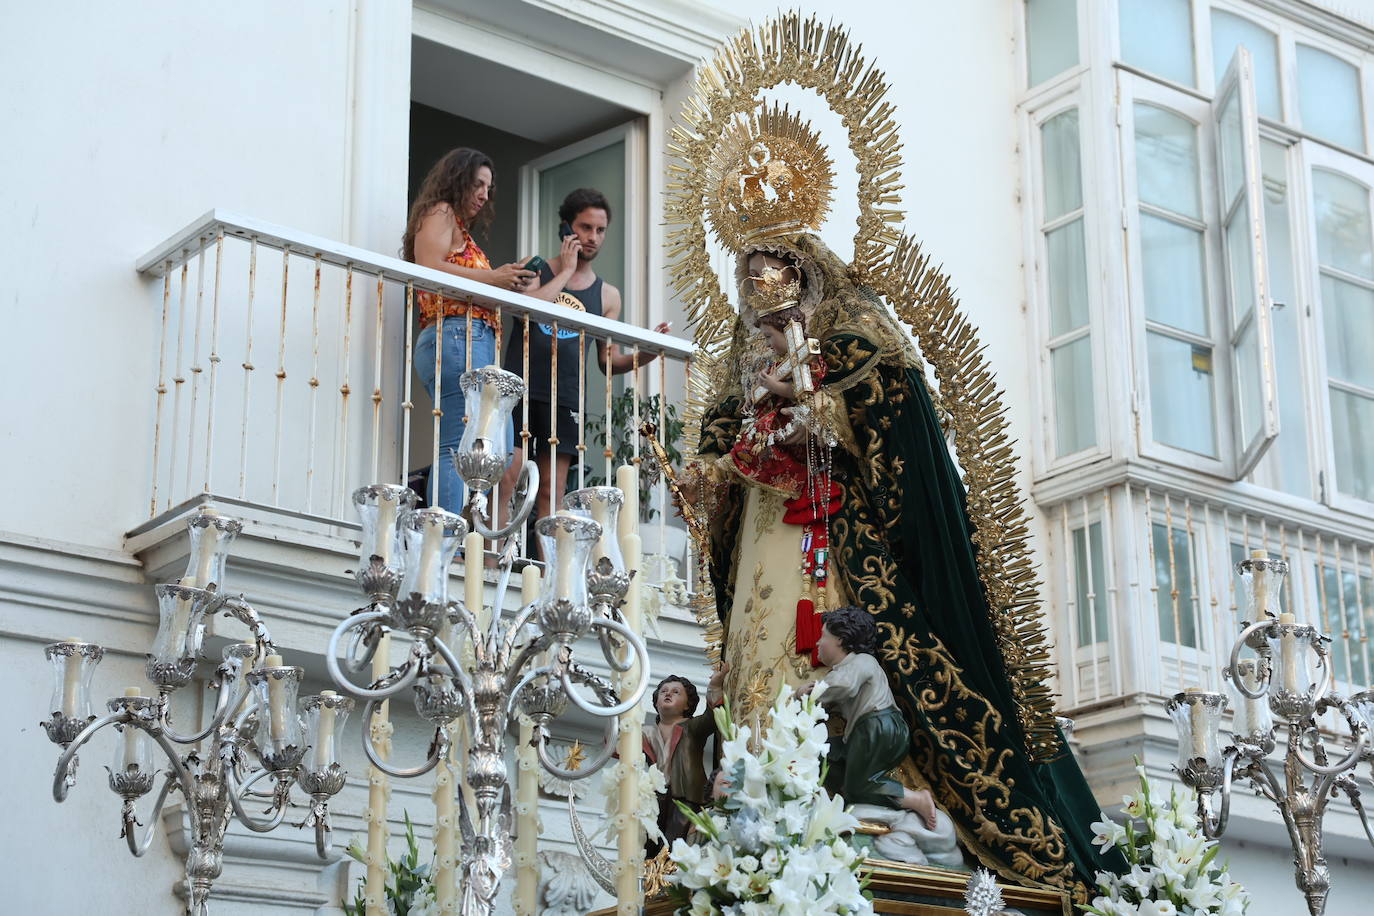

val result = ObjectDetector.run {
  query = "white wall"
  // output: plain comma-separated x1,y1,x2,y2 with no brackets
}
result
0,1,405,552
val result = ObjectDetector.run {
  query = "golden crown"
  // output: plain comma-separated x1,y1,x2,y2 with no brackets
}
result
705,104,834,253
747,265,803,317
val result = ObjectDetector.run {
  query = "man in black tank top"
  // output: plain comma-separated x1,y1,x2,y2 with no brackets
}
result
500,188,672,524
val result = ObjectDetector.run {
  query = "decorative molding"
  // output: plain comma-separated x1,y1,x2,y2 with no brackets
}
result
1031,456,1374,545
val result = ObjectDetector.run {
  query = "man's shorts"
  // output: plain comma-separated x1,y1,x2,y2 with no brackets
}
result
515,399,581,462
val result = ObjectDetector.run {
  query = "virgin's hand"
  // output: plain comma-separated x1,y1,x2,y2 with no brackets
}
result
492,262,536,291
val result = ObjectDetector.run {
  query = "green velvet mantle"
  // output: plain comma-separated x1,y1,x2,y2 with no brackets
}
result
696,330,1127,899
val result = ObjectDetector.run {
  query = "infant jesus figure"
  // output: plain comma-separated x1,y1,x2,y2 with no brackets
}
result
798,605,939,829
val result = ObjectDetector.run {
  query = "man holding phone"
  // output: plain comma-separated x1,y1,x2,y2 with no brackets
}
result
502,187,671,524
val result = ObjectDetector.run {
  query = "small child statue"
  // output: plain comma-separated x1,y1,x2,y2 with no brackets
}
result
799,605,939,829
644,670,724,850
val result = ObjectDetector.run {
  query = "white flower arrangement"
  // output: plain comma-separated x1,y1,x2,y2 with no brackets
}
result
667,684,873,915
1084,765,1249,916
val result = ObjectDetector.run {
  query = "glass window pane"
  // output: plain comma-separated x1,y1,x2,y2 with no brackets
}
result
1052,335,1096,455
1141,214,1209,335
1252,141,1310,495
1134,105,1201,218
1047,218,1089,336
1148,331,1218,456
1042,109,1083,220
1074,522,1108,646
1318,564,1373,687
1211,10,1282,120
1297,44,1365,152
1313,170,1374,280
1225,200,1255,326
1320,275,1374,390
1120,0,1195,87
1330,387,1374,501
1218,89,1244,206
1027,0,1078,86
1153,522,1199,647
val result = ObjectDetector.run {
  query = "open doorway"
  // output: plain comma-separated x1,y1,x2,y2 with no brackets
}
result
406,35,647,496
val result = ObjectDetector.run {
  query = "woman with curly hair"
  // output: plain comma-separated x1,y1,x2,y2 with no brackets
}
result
403,148,536,511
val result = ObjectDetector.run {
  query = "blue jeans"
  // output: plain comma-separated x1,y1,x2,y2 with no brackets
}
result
414,319,509,513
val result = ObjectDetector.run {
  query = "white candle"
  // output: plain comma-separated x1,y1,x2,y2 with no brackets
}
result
554,510,578,602
1279,612,1299,692
415,514,446,599
465,531,486,633
263,654,287,743
589,497,612,565
61,638,84,717
615,465,638,538
122,686,143,771
615,530,644,913
365,633,391,916
373,493,398,565
514,712,540,916
1250,549,1269,618
315,690,337,771
474,378,502,445
193,507,222,585
1185,687,1208,760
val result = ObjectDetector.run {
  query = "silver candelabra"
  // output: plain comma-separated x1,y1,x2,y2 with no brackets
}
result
39,365,652,916
1168,552,1374,916
41,509,353,916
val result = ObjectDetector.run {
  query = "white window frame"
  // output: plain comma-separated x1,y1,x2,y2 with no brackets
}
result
1214,45,1281,475
1301,141,1374,516
1200,1,1292,123
1025,85,1114,474
1120,71,1236,475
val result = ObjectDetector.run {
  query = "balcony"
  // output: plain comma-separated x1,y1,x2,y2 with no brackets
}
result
115,210,702,911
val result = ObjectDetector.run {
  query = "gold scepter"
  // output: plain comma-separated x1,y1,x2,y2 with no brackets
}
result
639,421,724,666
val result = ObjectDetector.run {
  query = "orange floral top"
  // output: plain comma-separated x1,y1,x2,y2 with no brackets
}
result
416,233,499,331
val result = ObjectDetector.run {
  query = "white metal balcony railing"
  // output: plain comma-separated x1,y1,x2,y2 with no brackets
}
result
135,210,693,545
1048,480,1374,727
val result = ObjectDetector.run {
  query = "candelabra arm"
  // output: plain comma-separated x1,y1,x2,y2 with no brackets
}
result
470,460,539,542
498,603,538,660
535,716,619,780
1198,748,1240,837
225,763,291,833
327,610,420,699
559,618,649,718
596,619,634,674
359,698,443,778
314,805,334,859
52,712,121,802
123,770,182,857
1291,707,1367,776
501,643,554,704
1312,638,1333,707
1343,779,1374,850
159,659,247,746
213,592,276,657
1228,619,1275,699
343,609,384,675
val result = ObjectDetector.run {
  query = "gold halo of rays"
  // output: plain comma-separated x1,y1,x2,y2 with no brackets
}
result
706,102,836,254
668,11,1062,762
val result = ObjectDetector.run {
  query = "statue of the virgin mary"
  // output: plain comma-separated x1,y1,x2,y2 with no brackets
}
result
665,14,1127,901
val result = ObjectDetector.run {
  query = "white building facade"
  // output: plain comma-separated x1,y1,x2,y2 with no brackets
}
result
4,1,1374,913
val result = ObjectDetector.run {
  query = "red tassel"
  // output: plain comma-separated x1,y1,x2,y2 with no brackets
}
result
795,598,822,655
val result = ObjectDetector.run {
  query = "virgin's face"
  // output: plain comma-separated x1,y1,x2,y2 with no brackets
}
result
463,165,493,220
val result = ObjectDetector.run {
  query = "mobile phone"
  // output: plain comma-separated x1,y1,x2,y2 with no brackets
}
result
558,222,573,240
522,255,547,275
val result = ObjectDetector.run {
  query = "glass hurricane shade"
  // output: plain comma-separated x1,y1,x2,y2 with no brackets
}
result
398,507,467,606
1168,690,1227,770
150,582,212,667
353,484,419,571
1234,553,1288,620
457,366,523,471
302,692,352,772
248,661,305,757
563,486,626,573
535,513,602,612
181,508,242,590
46,641,102,719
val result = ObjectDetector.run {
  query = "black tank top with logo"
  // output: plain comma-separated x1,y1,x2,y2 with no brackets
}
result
502,264,603,407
